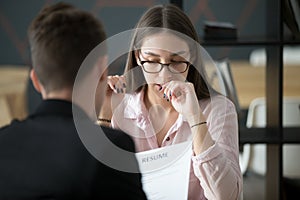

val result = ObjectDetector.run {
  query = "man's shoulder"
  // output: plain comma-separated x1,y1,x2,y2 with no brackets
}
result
100,126,136,152
0,119,27,134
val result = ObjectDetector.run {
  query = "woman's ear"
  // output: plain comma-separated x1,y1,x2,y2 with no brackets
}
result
134,50,141,66
99,69,108,82
30,69,42,93
96,55,108,82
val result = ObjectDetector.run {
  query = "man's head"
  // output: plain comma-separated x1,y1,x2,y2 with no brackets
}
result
28,2,107,98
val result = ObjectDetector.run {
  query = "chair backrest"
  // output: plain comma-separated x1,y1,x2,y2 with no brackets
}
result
246,96,300,128
213,59,250,178
246,96,300,178
214,58,241,114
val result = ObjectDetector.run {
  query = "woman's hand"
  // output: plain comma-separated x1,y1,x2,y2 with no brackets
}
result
107,75,127,95
98,75,126,122
162,81,214,155
161,81,200,119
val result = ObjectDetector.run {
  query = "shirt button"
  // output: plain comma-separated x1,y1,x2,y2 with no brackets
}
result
166,137,170,141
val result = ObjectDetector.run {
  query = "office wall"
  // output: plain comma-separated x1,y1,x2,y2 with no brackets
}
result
0,0,269,113
0,0,267,66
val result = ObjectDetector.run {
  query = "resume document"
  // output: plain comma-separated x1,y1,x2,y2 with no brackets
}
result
135,141,193,200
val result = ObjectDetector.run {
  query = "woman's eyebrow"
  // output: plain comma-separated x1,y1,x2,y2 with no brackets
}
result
171,51,188,56
143,50,188,57
143,51,159,56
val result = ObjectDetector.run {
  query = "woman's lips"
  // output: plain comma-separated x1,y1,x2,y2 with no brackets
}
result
155,82,169,90
155,84,162,91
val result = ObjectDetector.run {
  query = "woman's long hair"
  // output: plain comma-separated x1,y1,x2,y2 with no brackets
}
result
124,4,214,100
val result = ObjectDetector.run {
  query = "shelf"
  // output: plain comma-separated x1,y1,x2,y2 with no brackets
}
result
201,37,300,46
283,127,300,143
238,110,300,145
239,127,300,145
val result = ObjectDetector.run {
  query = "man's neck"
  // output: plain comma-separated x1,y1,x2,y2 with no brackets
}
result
42,88,72,102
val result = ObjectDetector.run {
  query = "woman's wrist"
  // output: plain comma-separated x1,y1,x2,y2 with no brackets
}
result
190,121,207,128
186,113,205,127
97,118,111,123
96,118,111,127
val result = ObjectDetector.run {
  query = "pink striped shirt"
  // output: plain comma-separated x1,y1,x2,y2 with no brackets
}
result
112,91,243,200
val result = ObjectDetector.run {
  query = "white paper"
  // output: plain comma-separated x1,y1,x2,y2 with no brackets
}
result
135,141,193,200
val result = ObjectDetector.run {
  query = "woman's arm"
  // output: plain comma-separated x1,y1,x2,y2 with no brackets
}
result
163,81,242,199
98,75,126,127
192,98,242,200
162,80,214,154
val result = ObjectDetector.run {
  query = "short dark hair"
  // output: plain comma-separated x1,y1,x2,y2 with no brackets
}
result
125,4,213,99
28,2,107,92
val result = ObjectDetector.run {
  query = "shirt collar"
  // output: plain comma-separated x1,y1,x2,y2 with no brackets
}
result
31,99,89,120
122,90,188,135
124,91,148,119
122,90,191,123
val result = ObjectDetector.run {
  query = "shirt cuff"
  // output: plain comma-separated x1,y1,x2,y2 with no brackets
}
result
192,142,222,164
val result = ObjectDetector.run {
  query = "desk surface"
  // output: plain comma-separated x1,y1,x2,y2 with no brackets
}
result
231,61,300,108
0,66,30,127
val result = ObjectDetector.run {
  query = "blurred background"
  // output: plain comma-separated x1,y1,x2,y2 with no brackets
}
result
0,1,299,199
0,0,267,65
0,0,268,114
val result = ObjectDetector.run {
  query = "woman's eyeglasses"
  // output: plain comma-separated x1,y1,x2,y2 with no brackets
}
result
140,61,189,74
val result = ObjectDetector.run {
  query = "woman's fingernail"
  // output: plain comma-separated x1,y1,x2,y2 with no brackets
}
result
123,83,126,88
163,93,166,98
159,86,162,91
116,88,120,93
120,88,124,93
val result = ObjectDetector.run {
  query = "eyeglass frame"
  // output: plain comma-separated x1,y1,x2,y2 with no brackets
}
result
139,60,190,74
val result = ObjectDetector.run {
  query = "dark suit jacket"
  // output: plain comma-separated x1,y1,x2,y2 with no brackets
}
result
0,99,147,200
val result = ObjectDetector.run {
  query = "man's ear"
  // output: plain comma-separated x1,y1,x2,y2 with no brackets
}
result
30,69,42,93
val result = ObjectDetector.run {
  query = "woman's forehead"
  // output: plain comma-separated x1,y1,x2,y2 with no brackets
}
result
140,48,189,60
140,32,190,54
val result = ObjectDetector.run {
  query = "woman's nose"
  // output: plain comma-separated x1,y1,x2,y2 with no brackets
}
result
159,65,172,77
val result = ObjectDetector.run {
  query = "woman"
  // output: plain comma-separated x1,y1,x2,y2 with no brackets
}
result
99,4,242,200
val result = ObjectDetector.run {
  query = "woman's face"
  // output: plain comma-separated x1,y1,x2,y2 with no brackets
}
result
135,32,190,91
